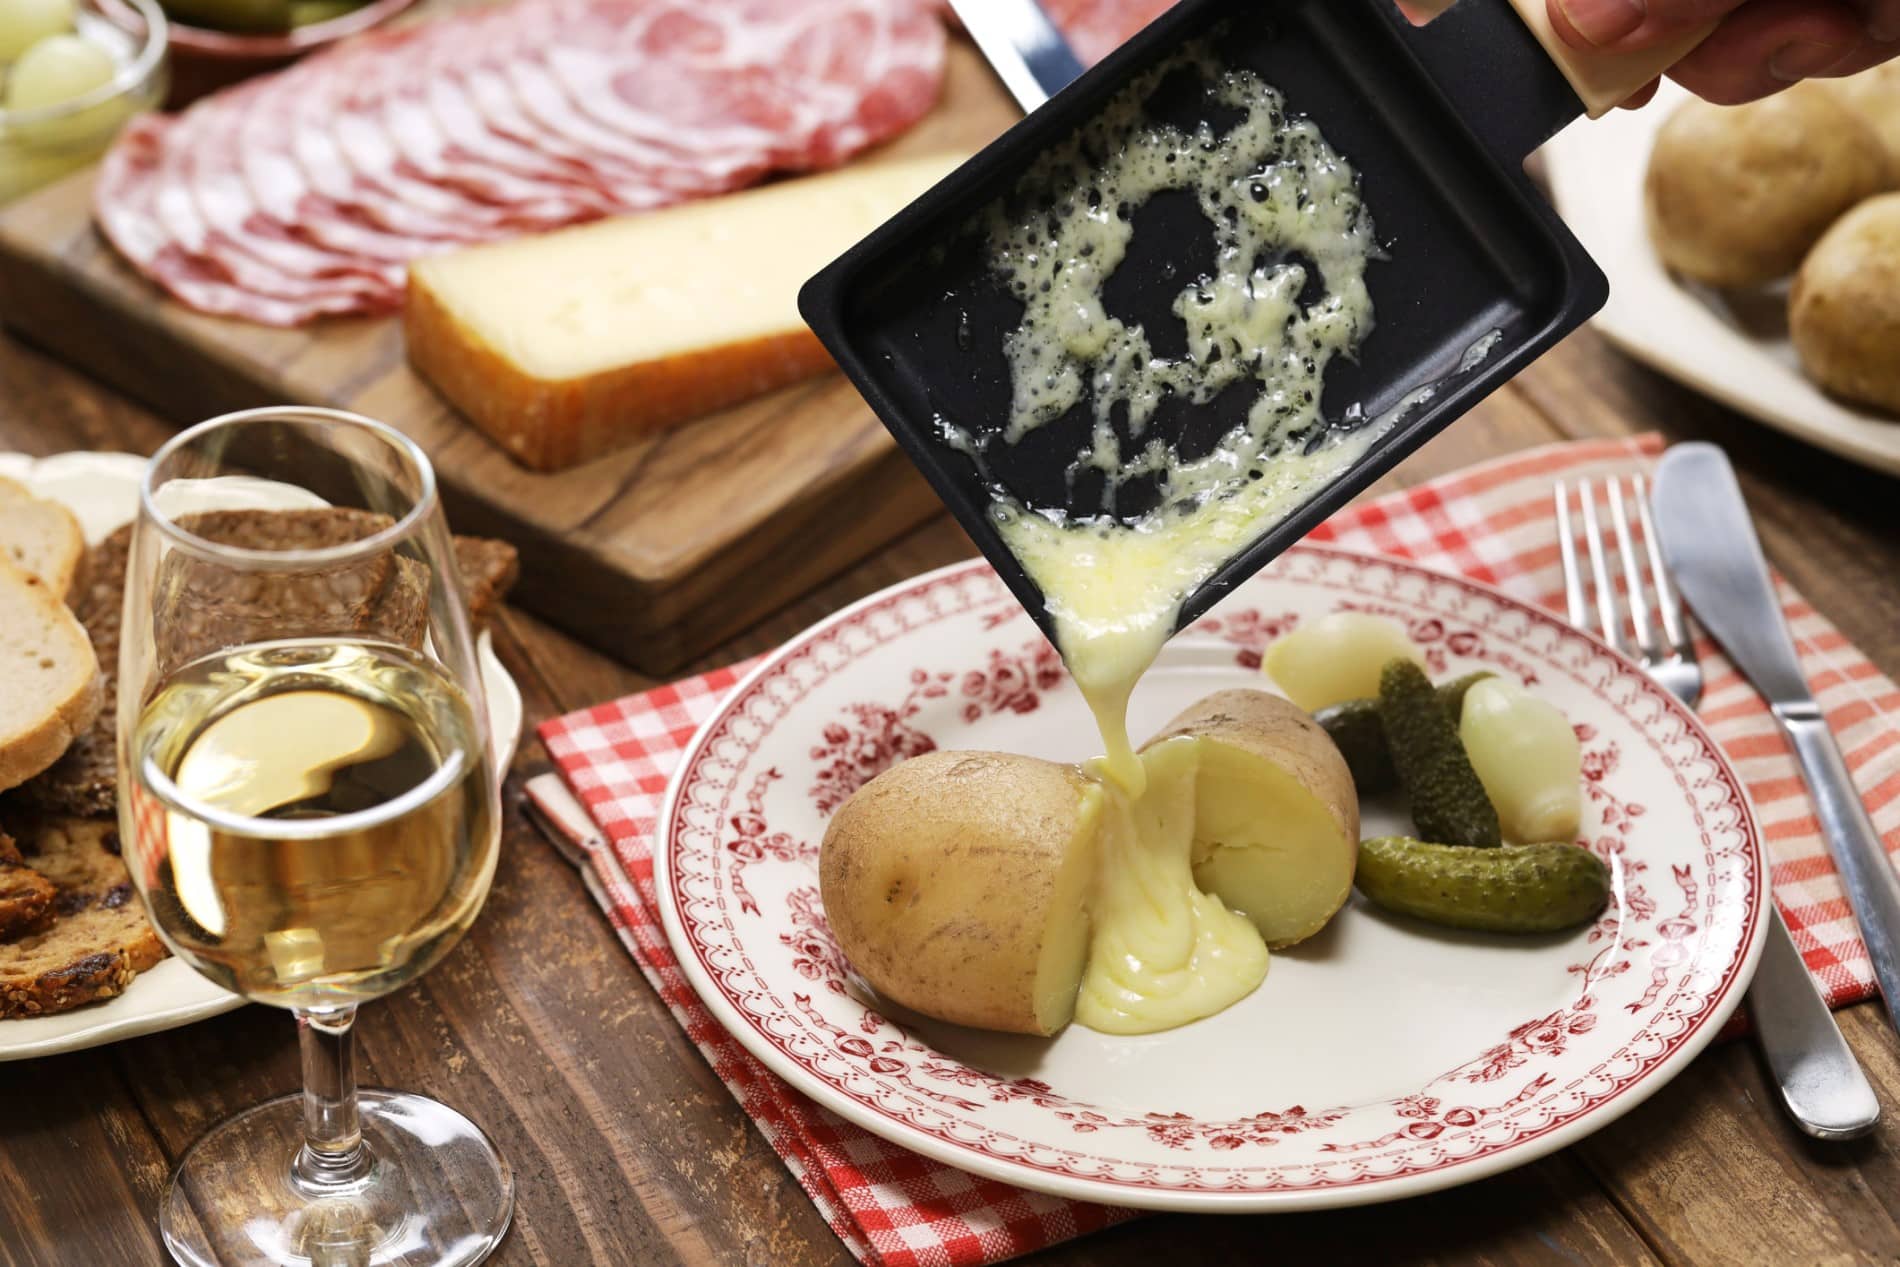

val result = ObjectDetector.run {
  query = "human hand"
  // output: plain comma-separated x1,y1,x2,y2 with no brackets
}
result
1546,0,1899,105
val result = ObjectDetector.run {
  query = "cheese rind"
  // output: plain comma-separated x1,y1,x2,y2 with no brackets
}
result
405,154,965,472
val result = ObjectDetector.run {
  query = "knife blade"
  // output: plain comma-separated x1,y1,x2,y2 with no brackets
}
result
946,0,1086,113
1654,441,1900,1039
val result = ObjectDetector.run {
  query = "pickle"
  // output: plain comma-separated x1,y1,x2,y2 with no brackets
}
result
289,0,363,25
1355,836,1612,933
1435,671,1495,720
1316,671,1494,794
1378,659,1501,847
161,0,292,33
1314,698,1396,791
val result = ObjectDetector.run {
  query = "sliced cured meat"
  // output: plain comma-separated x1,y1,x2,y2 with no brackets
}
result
185,75,408,289
543,0,945,182
237,63,461,264
328,33,581,236
1043,0,1177,64
94,119,393,324
387,11,620,215
94,0,949,325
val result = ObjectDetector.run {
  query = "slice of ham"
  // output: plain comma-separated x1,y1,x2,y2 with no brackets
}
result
94,0,947,326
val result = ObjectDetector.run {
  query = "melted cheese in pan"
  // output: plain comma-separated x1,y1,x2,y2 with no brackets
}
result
955,43,1382,1033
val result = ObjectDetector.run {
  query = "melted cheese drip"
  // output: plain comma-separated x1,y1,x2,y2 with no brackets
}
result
955,42,1382,1033
1076,738,1269,1033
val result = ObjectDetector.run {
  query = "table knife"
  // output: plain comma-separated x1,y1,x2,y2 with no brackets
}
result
945,0,1085,112
1654,443,1896,1118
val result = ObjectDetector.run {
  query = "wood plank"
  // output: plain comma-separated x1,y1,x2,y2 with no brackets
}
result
1571,1000,1900,1267
0,31,1018,674
0,1051,172,1267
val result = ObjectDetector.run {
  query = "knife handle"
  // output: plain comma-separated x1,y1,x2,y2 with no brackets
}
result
1504,0,1715,116
1780,704,1900,1037
1746,905,1881,1139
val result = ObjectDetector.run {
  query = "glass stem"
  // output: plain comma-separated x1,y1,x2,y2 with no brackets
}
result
290,1006,371,1193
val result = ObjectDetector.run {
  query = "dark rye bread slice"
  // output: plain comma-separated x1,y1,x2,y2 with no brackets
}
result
0,831,57,941
4,511,519,821
0,818,166,1018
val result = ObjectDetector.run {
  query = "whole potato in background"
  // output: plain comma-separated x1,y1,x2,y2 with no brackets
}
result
1815,64,1900,171
1790,194,1900,416
1644,85,1892,288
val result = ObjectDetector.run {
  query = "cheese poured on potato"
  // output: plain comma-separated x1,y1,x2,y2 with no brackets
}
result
819,691,1357,1036
824,42,1382,1038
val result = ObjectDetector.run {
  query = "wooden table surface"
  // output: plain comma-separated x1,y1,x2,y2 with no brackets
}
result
3,317,1899,1267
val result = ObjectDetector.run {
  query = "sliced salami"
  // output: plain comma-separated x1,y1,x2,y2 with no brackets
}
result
94,118,396,323
93,0,949,325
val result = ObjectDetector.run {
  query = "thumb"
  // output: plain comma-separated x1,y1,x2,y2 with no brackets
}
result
1546,0,1743,49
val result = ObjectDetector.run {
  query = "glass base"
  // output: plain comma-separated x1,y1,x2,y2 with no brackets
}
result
161,1089,514,1267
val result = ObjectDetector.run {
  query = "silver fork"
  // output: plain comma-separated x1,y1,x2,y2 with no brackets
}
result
1557,475,1879,1142
1557,474,1701,706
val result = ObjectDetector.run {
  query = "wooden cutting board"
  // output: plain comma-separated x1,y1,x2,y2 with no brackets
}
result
0,34,1017,674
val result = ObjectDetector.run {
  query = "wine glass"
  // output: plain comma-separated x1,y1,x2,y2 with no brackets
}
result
117,407,512,1267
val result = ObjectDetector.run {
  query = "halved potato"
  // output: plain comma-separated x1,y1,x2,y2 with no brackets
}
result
818,750,1101,1036
1145,689,1359,948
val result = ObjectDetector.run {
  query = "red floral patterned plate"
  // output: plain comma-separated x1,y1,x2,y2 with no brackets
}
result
654,547,1768,1211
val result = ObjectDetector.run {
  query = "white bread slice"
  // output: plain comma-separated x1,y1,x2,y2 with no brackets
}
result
405,153,966,472
0,475,85,599
0,555,102,793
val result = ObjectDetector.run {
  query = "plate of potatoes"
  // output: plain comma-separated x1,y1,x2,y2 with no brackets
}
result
1545,74,1900,475
653,549,1766,1210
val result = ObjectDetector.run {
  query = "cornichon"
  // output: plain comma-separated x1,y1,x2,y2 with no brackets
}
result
1355,836,1612,933
1316,671,1494,793
1378,659,1501,847
160,0,294,33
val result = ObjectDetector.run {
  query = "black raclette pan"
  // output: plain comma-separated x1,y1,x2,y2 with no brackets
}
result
798,0,1705,649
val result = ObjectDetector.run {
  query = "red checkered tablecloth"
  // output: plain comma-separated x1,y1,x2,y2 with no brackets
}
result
533,433,1900,1264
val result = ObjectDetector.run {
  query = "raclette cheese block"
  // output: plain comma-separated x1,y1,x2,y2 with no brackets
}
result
406,154,966,472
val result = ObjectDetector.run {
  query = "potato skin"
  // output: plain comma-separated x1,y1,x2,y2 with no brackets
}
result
1146,689,1359,947
818,751,1096,1036
1644,87,1892,288
1790,193,1900,415
1816,64,1900,169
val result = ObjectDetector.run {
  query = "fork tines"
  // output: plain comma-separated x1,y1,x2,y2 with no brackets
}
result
1555,474,1694,671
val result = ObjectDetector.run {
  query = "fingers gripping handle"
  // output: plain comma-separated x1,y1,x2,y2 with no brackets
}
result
1504,0,1716,116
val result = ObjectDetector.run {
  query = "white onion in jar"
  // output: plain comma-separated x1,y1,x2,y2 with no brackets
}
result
0,0,74,63
5,31,113,111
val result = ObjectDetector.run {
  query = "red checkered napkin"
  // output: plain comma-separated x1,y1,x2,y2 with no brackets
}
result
531,667,1134,1266
534,432,1900,1264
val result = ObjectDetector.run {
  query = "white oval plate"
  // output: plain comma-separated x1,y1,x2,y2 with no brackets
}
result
655,548,1767,1211
1543,81,1900,477
0,450,524,1062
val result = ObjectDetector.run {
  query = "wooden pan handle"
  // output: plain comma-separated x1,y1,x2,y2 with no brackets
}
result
1505,0,1717,116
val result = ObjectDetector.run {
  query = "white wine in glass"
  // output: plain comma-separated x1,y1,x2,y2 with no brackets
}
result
118,407,512,1267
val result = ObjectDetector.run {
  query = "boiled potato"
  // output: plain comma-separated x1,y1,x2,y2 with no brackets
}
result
1790,193,1900,415
1459,678,1582,844
1644,87,1892,288
818,750,1101,1036
1817,64,1900,169
1146,689,1359,948
1263,612,1423,712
